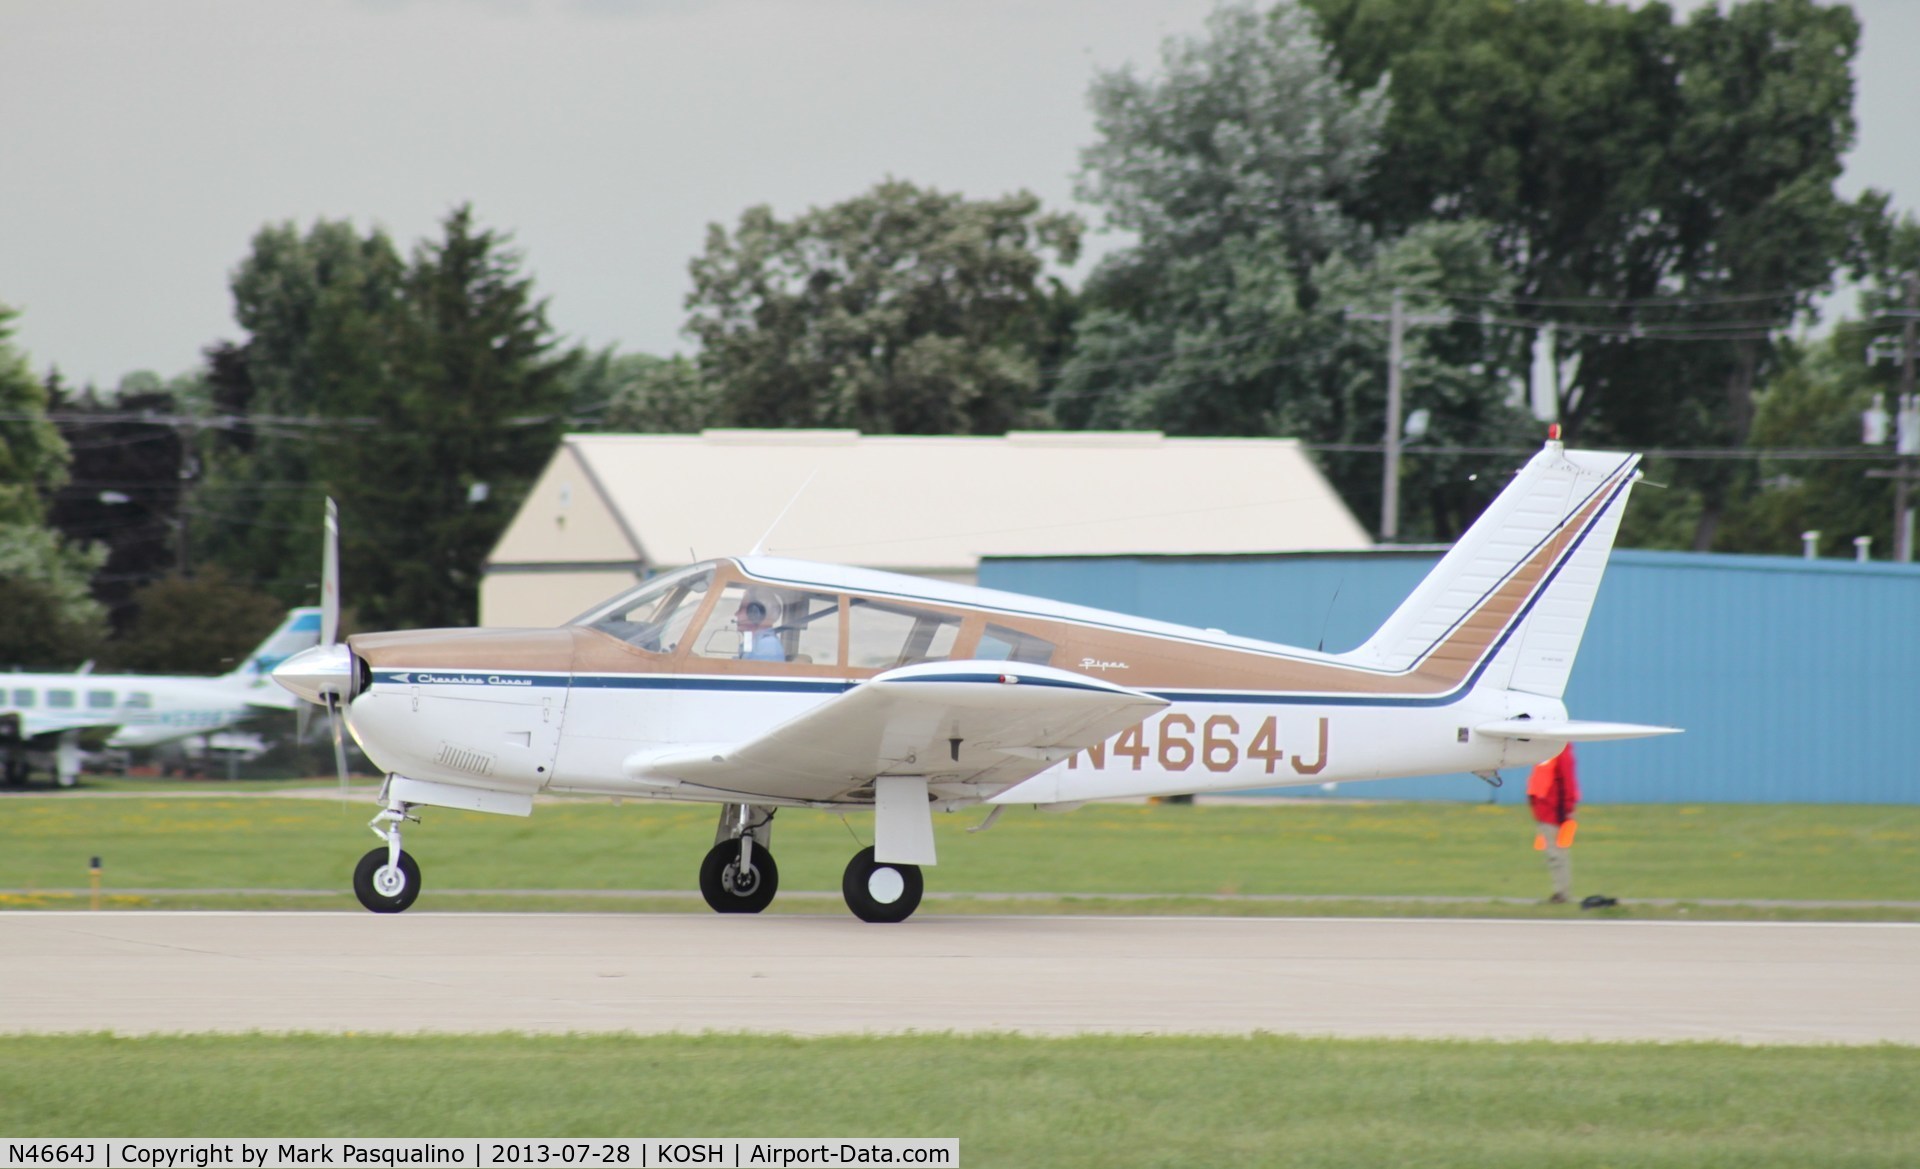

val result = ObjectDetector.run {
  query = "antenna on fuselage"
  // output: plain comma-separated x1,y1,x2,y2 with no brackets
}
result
749,470,818,556
1316,580,1344,654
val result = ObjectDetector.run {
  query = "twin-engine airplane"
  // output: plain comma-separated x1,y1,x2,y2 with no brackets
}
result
2,608,322,785
274,438,1677,920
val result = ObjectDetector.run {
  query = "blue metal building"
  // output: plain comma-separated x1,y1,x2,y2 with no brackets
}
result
981,550,1920,805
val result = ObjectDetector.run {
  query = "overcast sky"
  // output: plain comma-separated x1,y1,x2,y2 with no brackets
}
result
3,0,1916,391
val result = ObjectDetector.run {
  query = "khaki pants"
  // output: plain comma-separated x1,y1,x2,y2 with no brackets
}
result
1537,826,1573,902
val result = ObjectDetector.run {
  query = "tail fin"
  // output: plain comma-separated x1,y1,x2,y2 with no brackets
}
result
1343,442,1640,700
221,608,326,699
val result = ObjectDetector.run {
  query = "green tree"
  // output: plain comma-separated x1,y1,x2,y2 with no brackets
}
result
0,523,107,668
1305,0,1880,548
687,179,1082,434
1077,1,1385,294
0,304,105,666
1063,2,1533,539
195,219,406,606
0,303,70,526
1718,336,1890,556
44,373,194,632
346,205,576,629
203,208,573,630
569,348,719,433
99,567,289,675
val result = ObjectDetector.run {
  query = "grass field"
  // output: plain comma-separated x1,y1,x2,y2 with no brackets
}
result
2,1033,1917,1166
1,784,1916,917
4,785,1916,1163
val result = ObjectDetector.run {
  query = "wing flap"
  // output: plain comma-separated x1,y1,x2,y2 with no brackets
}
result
628,660,1168,802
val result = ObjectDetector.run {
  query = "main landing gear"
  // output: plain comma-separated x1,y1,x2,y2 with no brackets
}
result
841,846,923,924
700,803,780,913
697,803,926,923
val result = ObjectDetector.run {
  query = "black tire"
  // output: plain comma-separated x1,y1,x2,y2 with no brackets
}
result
841,846,923,924
352,846,422,913
698,838,779,913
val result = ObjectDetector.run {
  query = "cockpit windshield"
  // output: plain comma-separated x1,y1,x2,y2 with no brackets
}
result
572,564,716,654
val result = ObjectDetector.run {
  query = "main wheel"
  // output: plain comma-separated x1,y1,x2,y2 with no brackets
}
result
841,846,923,924
352,846,422,913
699,838,779,913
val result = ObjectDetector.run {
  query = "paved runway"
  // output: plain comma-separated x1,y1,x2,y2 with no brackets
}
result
3,912,1914,1044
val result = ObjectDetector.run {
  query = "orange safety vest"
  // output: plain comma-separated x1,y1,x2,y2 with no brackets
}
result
1527,747,1579,848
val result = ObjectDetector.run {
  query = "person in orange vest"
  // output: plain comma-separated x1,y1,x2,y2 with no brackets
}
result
1527,744,1579,904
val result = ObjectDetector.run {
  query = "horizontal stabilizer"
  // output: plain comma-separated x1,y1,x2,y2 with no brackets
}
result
1476,718,1682,743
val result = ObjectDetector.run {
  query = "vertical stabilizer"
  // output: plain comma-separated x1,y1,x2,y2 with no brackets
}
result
1344,443,1640,698
221,608,325,695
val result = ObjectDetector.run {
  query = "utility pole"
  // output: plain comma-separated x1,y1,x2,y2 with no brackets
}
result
1866,275,1920,562
1901,275,1916,563
1349,290,1452,542
1384,291,1405,543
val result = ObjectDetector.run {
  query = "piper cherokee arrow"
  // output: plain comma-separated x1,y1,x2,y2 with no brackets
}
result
272,437,1677,920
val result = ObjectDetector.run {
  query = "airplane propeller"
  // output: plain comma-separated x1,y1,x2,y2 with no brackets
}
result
272,498,358,797
321,498,346,798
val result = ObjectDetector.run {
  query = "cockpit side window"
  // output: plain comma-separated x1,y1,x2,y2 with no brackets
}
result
847,599,962,670
576,566,715,655
692,586,841,665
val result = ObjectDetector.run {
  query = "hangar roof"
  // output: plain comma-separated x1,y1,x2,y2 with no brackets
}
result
487,429,1372,579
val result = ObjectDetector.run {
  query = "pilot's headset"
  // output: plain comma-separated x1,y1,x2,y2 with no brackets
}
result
738,589,779,628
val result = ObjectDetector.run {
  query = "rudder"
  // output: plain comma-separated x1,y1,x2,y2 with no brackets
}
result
1343,442,1640,698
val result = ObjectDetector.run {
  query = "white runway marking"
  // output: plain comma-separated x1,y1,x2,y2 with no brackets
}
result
4,912,1914,1044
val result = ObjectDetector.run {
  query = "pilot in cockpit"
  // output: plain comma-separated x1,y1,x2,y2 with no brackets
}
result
735,592,786,662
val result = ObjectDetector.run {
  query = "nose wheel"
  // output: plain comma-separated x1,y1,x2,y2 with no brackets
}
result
353,846,421,913
353,795,423,913
842,846,923,923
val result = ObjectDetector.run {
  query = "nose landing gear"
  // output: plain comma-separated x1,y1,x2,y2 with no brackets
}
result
353,797,422,913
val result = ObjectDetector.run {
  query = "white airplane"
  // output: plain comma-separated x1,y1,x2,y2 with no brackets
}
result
1,608,323,785
274,437,1678,919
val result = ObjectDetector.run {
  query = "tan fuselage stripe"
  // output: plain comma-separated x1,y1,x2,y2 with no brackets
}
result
351,463,1629,699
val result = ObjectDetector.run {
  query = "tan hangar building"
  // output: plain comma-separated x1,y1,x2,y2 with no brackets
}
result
478,429,1372,627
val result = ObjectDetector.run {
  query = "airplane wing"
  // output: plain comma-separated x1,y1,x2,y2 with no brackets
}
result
624,660,1168,802
6,711,123,741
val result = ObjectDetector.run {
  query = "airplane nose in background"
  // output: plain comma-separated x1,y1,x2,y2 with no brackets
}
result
272,643,356,705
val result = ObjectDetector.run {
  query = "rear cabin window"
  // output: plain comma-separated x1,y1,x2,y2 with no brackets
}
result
88,690,115,710
47,690,75,709
977,624,1056,666
10,689,33,707
847,599,962,670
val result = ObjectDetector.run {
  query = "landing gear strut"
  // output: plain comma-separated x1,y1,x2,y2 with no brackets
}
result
699,803,779,913
354,795,422,913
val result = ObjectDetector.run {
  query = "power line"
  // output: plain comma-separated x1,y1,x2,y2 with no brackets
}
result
1306,443,1903,462
1435,288,1806,310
